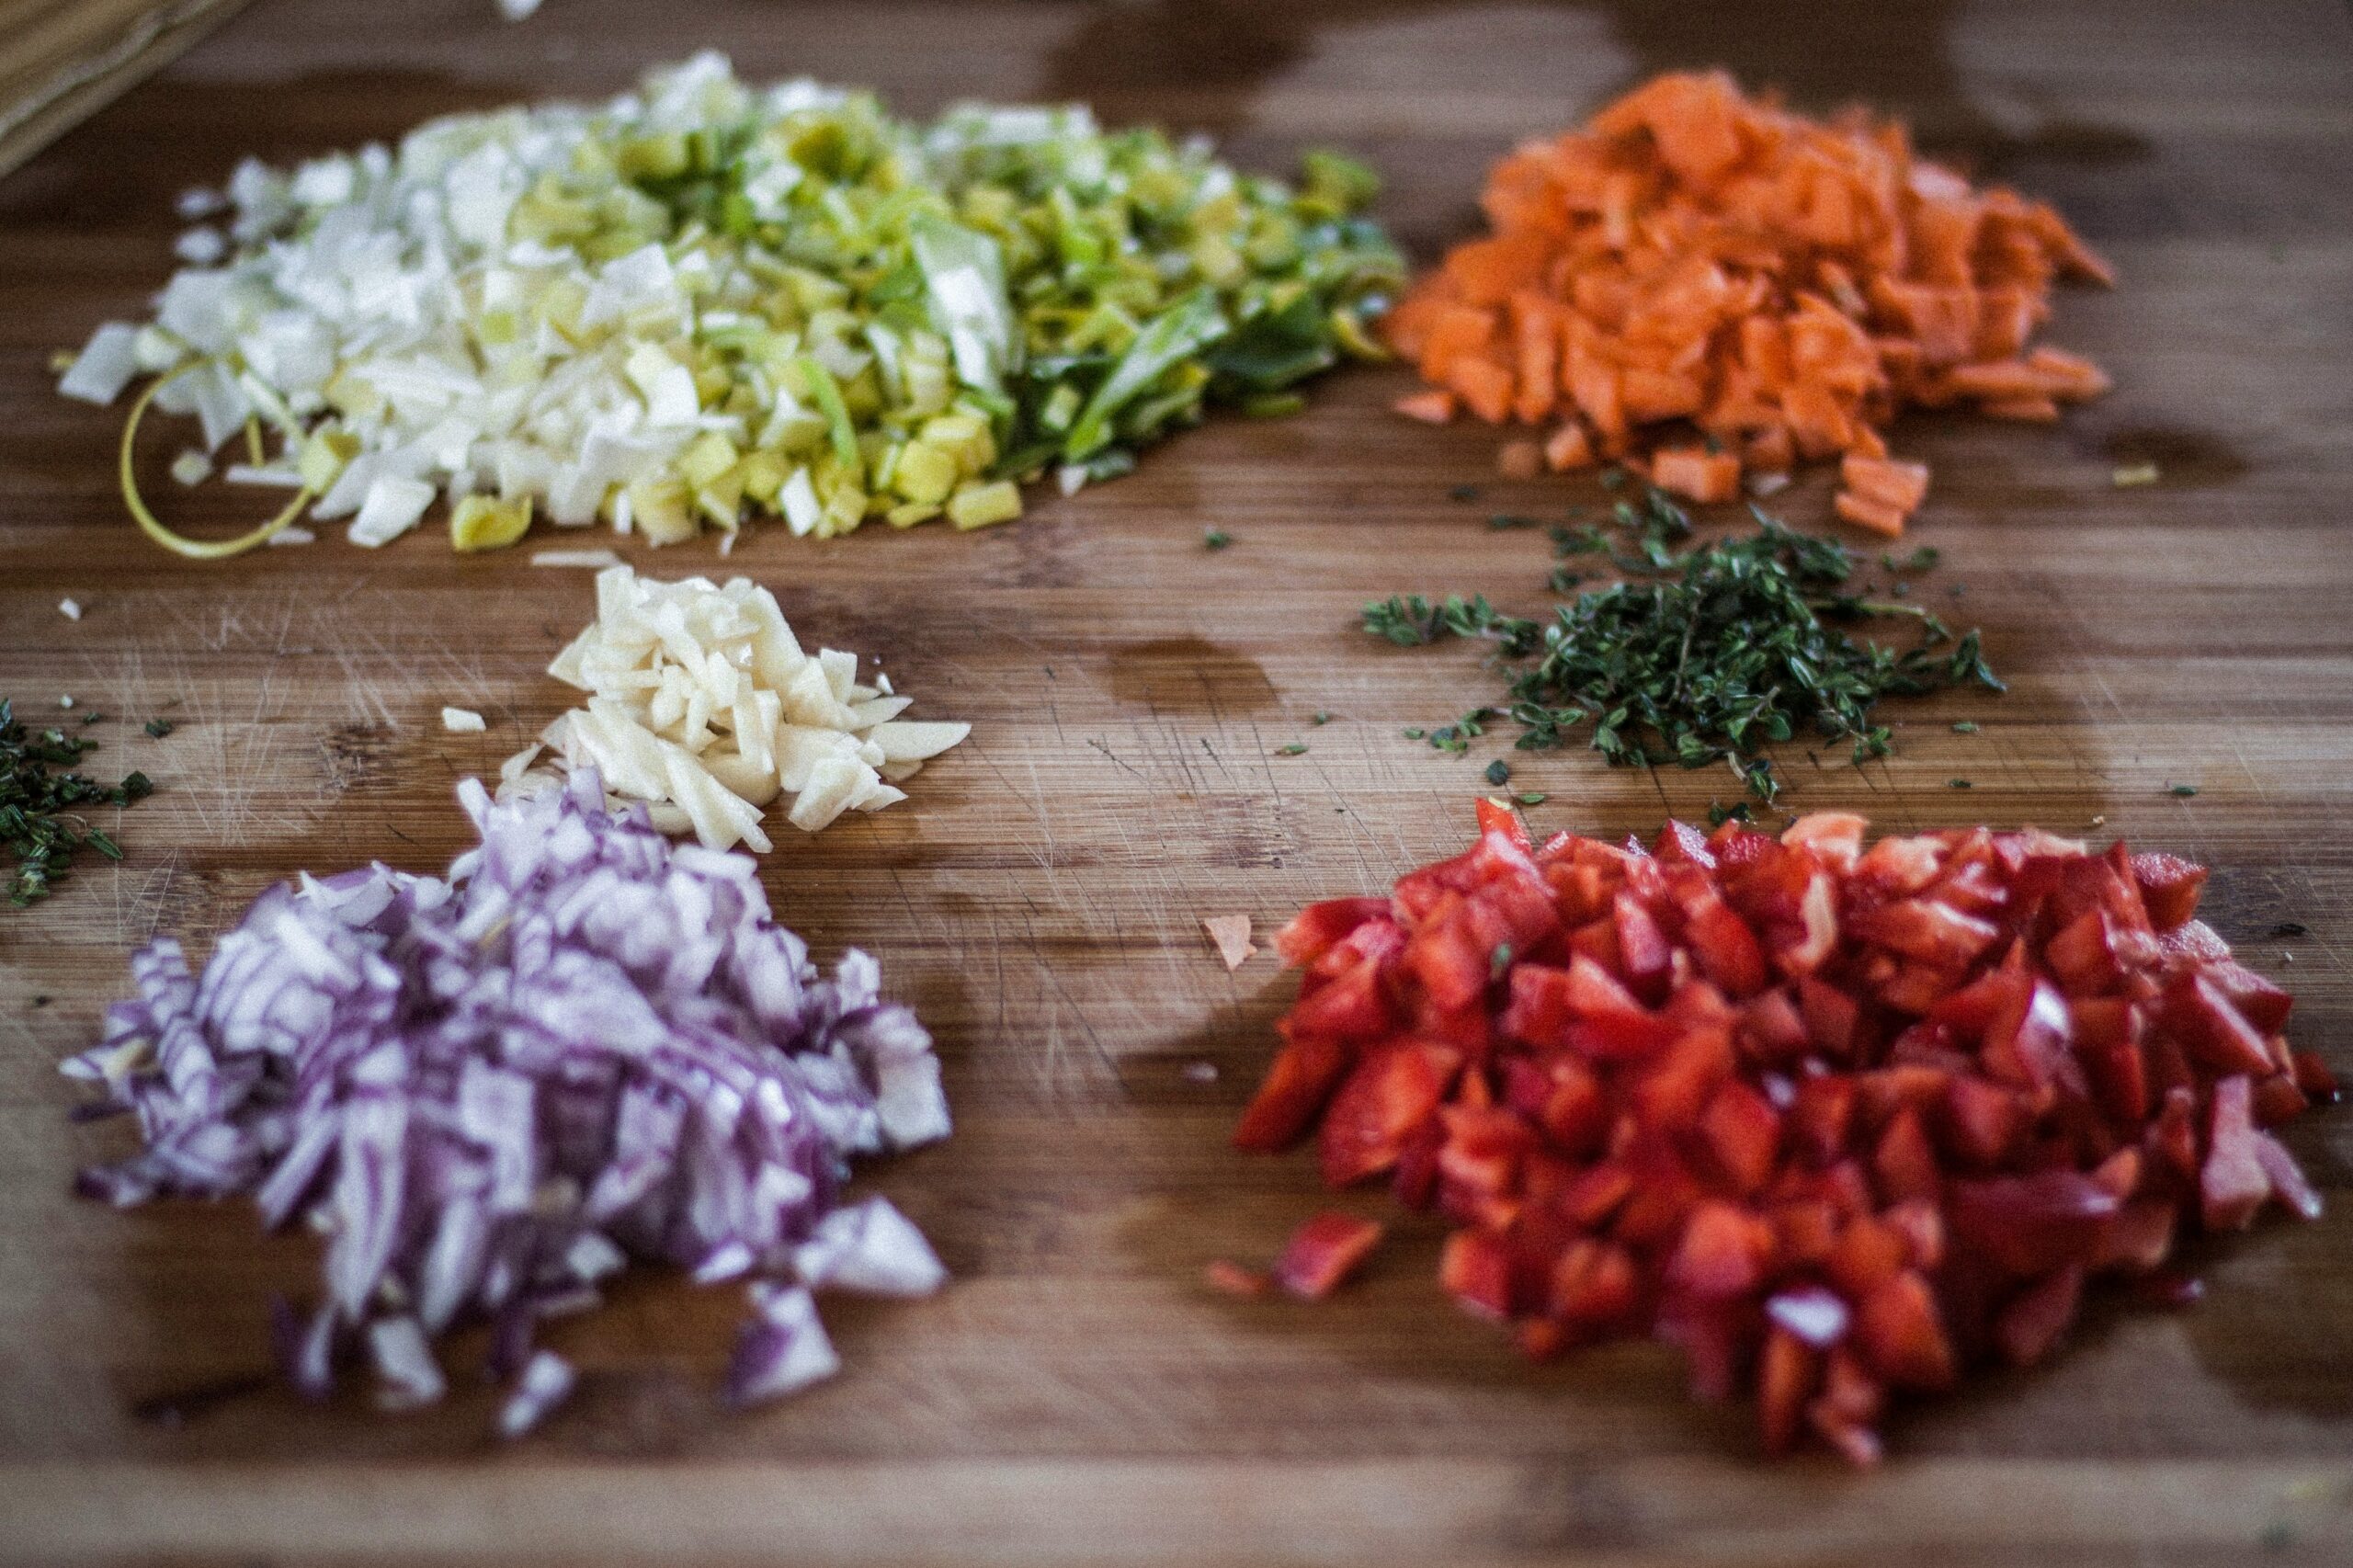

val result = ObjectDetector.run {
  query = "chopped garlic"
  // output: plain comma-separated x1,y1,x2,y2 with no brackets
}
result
441,707,488,733
58,598,83,621
518,565,967,850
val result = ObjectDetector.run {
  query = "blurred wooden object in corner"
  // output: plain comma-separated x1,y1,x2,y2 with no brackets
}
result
0,0,254,179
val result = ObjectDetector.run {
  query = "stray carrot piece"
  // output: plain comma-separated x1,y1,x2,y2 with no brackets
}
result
1393,390,1458,425
1983,395,2060,423
1652,446,1743,505
1835,490,1909,538
1381,71,2109,515
1838,454,1929,515
1206,1259,1272,1299
1544,422,1597,472
1497,439,1544,481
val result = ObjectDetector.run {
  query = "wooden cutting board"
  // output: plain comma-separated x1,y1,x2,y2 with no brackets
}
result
3,1,2350,1562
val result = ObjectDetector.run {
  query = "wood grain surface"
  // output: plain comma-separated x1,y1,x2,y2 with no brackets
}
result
3,2,2351,1563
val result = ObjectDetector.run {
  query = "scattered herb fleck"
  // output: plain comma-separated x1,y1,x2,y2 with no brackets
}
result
142,718,175,739
1310,710,1332,726
1484,759,1511,786
1516,791,1548,806
1952,721,1981,733
1881,547,1942,572
1203,527,1232,551
1490,942,1515,980
1448,483,1482,503
3,699,154,906
79,711,105,726
1598,467,1626,490
2268,922,2309,938
1488,513,1542,530
2168,783,2200,798
1276,743,1308,756
1707,801,1754,827
1949,778,1973,790
1402,727,1426,739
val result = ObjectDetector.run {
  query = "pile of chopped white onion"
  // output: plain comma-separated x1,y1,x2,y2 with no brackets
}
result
506,565,966,852
67,770,949,1431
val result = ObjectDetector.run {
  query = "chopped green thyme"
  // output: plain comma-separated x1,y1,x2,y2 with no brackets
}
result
1882,547,1941,572
1310,710,1332,725
3,699,154,906
1361,593,1538,653
2168,783,2200,797
1276,743,1307,756
1448,484,1483,503
1487,513,1542,530
1952,721,1981,733
1949,778,1973,789
1483,759,1512,786
1367,496,2003,802
143,718,175,739
1490,942,1515,979
1707,801,1754,827
1516,791,1548,806
1203,527,1232,551
1402,727,1426,739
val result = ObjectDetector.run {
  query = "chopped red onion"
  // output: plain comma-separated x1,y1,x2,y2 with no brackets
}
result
69,770,949,1434
497,1350,577,1439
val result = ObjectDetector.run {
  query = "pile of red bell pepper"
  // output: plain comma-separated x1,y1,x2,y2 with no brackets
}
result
1236,801,2333,1462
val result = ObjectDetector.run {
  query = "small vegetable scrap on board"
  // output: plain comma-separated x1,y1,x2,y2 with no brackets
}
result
2,699,152,908
61,54,1400,559
1234,801,2332,1463
1385,71,2113,534
67,772,949,1433
1366,492,2002,802
506,565,967,852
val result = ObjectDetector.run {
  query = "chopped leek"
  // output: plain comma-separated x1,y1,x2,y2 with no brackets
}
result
63,55,1400,554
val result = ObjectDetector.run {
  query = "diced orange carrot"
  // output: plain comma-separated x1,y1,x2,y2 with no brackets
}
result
1381,71,2110,527
1652,446,1743,505
1544,422,1597,472
1449,357,1518,424
1743,424,1795,474
1497,439,1544,481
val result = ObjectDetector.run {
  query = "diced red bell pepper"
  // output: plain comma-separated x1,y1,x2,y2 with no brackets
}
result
2128,852,2207,931
1274,897,1394,967
1995,1264,2083,1367
1233,1035,1351,1152
1272,1212,1386,1299
2200,1075,2269,1232
1319,1043,1451,1187
1439,1227,1513,1319
1238,806,2324,1468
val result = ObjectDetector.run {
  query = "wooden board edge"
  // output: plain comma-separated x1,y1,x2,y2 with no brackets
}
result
0,0,256,184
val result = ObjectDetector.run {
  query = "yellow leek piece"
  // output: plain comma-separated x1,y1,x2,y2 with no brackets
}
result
119,367,315,560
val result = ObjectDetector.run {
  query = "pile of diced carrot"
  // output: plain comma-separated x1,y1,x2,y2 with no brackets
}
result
1383,72,2115,535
